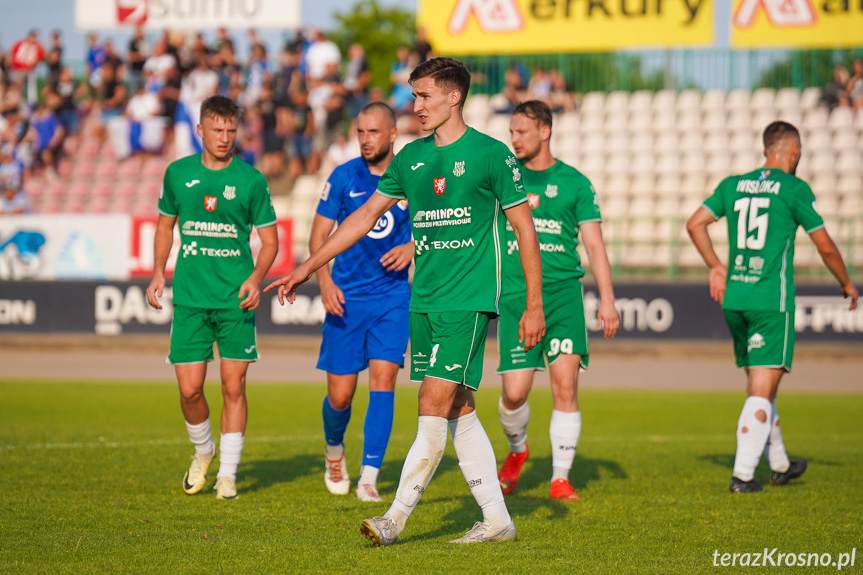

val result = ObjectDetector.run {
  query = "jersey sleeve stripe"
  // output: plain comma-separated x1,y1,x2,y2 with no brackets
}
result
701,203,719,220
254,219,278,228
577,217,602,224
501,197,528,210
375,189,403,199
158,208,177,217
805,223,825,234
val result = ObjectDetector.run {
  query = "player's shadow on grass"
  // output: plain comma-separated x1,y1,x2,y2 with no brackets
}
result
697,453,836,485
241,454,321,493
519,455,628,492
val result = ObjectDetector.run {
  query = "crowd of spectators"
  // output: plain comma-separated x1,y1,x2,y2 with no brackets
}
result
0,26,437,215
820,59,863,111
494,62,576,115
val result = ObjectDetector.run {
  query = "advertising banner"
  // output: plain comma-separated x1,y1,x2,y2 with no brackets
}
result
128,217,295,278
732,0,862,48
417,0,713,55
0,215,131,282
76,0,301,31
2,281,861,341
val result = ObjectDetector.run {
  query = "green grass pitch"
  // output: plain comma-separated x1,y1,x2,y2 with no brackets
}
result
1,380,861,574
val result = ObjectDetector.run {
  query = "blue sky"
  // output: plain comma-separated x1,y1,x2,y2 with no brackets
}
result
0,0,417,61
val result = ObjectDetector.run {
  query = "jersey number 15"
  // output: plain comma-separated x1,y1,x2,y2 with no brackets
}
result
733,197,770,250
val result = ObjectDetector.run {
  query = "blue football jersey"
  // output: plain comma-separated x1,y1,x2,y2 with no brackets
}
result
316,157,411,298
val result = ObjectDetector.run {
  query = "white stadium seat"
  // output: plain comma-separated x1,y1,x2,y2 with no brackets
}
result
827,107,855,131
628,90,653,112
605,91,629,112
725,89,751,110
580,92,606,114
701,90,726,111
652,90,676,113
832,129,857,150
802,108,829,130
806,130,832,151
799,87,822,110
835,150,863,174
750,88,775,110
681,152,707,173
629,132,654,152
676,90,702,111
775,88,800,110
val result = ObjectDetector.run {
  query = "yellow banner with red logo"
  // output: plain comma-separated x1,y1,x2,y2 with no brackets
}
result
731,0,862,47
417,0,713,55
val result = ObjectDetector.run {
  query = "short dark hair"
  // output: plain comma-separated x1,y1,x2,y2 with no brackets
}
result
763,121,800,150
360,102,396,127
513,100,553,131
409,57,471,108
200,95,241,122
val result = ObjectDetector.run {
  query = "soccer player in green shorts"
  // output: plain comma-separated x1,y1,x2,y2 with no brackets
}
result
146,95,279,500
266,58,545,545
687,121,858,494
496,101,620,501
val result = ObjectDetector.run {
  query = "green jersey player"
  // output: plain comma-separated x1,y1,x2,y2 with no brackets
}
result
687,121,858,494
265,58,545,545
496,100,620,502
146,95,278,500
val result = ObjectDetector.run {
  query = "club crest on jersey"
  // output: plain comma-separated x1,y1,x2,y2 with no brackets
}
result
453,161,465,177
527,193,541,209
204,196,217,211
434,177,446,195
759,170,771,180
545,185,558,198
223,185,236,200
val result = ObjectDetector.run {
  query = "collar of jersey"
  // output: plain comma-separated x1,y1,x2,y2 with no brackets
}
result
430,126,473,151
198,154,235,173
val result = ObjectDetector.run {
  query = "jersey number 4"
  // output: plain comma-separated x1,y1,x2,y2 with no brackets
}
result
733,197,770,250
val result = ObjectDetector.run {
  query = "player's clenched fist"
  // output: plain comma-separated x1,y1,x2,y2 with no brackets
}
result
146,275,165,310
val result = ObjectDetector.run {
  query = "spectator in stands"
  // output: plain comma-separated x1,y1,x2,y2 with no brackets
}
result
820,65,850,109
29,101,63,179
212,27,234,53
495,63,526,114
45,30,63,86
244,42,270,107
9,30,44,105
86,33,106,90
214,42,240,97
305,29,341,82
0,48,7,86
258,83,289,178
389,47,416,117
278,41,303,95
0,148,29,215
288,88,315,180
527,68,553,104
846,58,863,112
324,129,359,171
144,38,177,94
548,69,576,112
100,62,127,120
309,74,345,175
127,26,149,93
1,78,22,116
414,26,433,63
343,44,371,119
44,67,84,140
126,82,164,156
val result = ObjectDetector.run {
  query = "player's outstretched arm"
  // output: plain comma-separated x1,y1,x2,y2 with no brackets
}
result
238,224,279,311
686,207,727,305
309,213,345,316
146,214,177,310
581,222,620,339
265,193,398,305
809,228,859,310
504,202,546,351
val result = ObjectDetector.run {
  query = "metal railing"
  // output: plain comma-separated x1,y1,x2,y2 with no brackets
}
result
459,48,863,95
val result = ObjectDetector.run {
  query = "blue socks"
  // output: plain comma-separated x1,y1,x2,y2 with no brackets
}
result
362,391,394,468
322,396,351,447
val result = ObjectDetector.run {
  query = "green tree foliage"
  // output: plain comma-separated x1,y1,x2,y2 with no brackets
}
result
757,49,863,90
330,0,416,94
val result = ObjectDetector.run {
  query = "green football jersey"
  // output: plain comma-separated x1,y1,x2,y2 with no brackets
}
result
376,127,527,313
501,160,601,297
703,167,824,312
158,154,277,309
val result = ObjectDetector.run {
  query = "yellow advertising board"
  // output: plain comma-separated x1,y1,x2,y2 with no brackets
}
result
731,0,862,47
417,0,713,54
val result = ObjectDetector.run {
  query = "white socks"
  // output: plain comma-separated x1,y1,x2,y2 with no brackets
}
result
325,443,344,460
217,432,244,480
499,399,530,453
358,465,380,487
765,401,791,473
186,419,215,455
449,411,512,529
550,410,581,482
732,396,772,481
388,416,448,532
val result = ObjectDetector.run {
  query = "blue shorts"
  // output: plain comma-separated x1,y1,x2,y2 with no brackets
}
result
317,294,410,375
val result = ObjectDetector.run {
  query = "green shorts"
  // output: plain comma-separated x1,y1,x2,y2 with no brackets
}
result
169,305,258,364
497,281,589,373
409,310,493,391
724,309,794,371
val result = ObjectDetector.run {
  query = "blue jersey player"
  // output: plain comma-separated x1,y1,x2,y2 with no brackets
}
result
310,103,413,502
